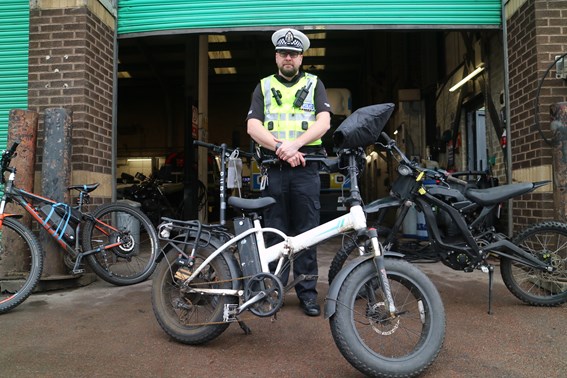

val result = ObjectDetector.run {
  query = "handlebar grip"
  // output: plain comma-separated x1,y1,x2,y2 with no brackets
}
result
447,175,468,186
380,132,393,144
9,141,19,154
193,140,216,149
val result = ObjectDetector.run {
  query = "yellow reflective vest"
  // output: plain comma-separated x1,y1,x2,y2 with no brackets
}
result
260,73,321,146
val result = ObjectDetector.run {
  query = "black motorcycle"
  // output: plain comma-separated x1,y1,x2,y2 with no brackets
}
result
329,132,567,313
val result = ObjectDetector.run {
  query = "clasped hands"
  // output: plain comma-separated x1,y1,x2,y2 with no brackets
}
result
274,139,305,167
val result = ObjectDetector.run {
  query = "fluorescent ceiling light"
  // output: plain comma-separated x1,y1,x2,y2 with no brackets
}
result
208,50,232,59
304,48,325,57
208,35,227,43
127,158,151,162
214,67,237,74
449,64,485,92
306,32,326,40
117,71,131,79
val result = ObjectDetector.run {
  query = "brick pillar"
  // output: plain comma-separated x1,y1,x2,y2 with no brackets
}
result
28,2,116,206
27,2,115,287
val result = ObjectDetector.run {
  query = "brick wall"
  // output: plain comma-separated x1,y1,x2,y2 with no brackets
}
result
507,0,566,228
28,5,114,203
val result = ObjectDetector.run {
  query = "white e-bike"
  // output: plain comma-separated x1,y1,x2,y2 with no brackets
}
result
151,105,446,377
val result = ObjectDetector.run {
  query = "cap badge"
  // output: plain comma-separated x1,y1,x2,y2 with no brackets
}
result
284,31,295,44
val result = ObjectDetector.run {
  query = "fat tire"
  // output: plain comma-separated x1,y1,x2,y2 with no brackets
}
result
328,226,391,285
151,248,238,345
500,221,567,306
329,237,361,284
330,258,445,377
83,203,158,286
0,218,44,314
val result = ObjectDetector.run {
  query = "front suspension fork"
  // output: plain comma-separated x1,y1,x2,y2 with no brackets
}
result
368,228,397,316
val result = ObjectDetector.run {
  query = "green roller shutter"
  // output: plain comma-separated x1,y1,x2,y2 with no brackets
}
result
118,0,501,36
0,0,29,149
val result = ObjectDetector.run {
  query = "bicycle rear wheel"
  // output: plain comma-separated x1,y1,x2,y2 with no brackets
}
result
82,203,159,286
0,217,44,314
152,247,238,345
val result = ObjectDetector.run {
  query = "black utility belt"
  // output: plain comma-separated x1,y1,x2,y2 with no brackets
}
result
259,145,324,155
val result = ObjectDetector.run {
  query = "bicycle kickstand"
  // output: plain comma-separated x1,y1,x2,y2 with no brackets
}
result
237,318,252,335
72,253,86,275
487,264,494,315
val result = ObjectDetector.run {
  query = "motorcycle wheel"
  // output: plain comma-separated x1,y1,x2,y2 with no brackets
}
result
329,258,445,377
152,247,238,345
500,221,567,306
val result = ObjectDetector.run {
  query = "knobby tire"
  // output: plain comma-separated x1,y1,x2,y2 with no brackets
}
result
500,221,567,306
0,218,44,314
82,203,159,286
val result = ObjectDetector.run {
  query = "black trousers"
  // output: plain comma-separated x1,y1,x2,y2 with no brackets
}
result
262,161,321,301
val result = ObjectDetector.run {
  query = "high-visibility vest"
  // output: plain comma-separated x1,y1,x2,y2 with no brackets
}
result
260,73,321,146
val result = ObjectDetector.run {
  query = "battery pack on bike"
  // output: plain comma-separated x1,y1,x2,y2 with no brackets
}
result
233,217,261,279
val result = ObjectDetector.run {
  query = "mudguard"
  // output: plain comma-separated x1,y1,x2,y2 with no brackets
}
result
159,233,242,291
324,251,404,319
363,195,402,214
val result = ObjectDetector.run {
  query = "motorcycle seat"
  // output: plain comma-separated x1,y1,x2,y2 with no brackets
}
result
464,182,536,206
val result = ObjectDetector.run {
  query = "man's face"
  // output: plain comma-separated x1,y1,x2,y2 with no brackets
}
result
275,50,303,79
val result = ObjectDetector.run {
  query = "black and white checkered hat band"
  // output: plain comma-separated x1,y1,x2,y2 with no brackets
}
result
275,37,303,51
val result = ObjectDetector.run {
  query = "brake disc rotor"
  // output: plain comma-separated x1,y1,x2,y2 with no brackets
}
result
369,302,400,335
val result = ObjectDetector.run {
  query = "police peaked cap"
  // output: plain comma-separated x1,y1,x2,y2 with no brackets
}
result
271,28,310,52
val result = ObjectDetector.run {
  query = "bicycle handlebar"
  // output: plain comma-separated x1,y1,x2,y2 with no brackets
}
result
1,141,19,176
193,140,254,158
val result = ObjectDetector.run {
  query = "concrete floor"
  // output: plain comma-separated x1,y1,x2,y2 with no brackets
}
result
1,238,566,377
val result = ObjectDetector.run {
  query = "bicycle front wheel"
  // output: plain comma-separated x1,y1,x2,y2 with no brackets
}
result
329,258,445,377
83,203,159,286
0,217,44,314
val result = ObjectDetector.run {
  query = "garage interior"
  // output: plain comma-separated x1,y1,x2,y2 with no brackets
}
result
115,28,503,221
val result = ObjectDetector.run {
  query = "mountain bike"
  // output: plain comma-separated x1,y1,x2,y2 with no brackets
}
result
0,142,159,314
151,104,446,377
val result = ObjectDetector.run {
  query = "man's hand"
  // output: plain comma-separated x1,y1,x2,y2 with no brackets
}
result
275,140,305,167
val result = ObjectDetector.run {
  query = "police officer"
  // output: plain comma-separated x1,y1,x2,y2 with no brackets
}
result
246,28,332,316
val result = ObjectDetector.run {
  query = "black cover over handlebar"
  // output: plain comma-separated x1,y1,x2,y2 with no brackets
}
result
333,103,395,149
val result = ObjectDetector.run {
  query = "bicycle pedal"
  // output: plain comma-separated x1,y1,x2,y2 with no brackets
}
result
72,269,85,275
223,304,239,322
174,267,192,281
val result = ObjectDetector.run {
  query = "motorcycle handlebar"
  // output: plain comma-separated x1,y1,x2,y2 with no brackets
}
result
379,133,470,187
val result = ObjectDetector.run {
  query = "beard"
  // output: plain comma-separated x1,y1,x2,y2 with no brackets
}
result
280,65,298,79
